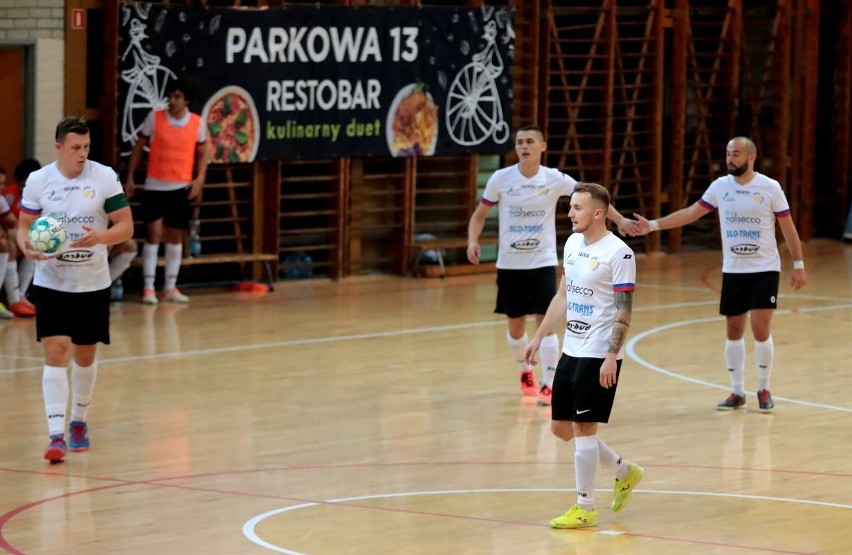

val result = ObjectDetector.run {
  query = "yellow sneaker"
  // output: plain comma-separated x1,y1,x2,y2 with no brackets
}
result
611,462,645,513
549,505,598,529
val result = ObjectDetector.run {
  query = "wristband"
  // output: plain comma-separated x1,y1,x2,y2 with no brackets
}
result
648,219,660,232
793,260,805,270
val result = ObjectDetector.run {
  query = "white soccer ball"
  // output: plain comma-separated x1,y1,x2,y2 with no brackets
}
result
28,215,66,254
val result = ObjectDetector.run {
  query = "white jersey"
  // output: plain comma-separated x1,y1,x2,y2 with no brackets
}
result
140,109,207,191
481,165,577,269
699,173,791,273
561,232,636,359
0,194,9,215
21,161,127,293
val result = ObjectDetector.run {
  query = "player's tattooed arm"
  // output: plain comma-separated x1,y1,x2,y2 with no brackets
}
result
608,291,633,354
614,290,633,314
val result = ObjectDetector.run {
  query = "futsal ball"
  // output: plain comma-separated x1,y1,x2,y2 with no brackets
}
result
28,215,66,254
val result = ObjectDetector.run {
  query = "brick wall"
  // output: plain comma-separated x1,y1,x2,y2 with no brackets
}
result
0,0,64,41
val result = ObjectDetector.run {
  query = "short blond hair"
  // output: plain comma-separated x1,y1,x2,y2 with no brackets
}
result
573,182,610,208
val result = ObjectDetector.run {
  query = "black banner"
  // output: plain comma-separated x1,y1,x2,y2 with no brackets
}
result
118,3,514,162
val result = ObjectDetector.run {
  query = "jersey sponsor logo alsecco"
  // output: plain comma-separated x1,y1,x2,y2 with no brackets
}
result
566,280,594,297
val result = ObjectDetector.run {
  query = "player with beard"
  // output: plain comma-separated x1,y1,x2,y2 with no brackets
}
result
632,136,807,412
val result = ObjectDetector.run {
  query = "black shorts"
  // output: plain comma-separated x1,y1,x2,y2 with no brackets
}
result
551,354,622,423
719,271,780,316
139,188,193,230
33,285,111,345
494,266,557,318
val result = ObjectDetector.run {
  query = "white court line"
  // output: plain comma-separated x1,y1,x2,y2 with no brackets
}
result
638,283,715,292
1,296,848,376
242,487,852,555
0,301,723,371
0,320,508,373
626,302,852,413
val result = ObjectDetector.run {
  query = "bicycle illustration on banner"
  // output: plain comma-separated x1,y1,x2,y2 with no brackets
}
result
119,6,176,154
444,15,511,147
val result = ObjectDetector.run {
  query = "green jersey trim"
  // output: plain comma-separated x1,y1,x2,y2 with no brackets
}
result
104,193,130,213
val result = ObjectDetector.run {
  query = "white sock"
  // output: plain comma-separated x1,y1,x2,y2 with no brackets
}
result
0,253,9,303
70,361,98,422
109,251,136,282
574,435,599,509
506,330,529,373
725,338,746,396
539,334,559,387
43,365,69,437
18,257,35,296
164,243,182,290
597,437,628,479
142,243,159,289
4,259,21,304
755,336,774,391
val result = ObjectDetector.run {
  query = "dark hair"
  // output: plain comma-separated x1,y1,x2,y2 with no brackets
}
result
55,117,90,143
573,182,611,208
516,125,544,141
14,159,42,183
165,78,193,103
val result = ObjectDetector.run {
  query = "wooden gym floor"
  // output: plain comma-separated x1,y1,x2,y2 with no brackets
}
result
0,239,850,555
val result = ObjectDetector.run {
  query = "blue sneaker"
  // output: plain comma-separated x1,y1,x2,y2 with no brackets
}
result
69,421,90,451
44,434,67,462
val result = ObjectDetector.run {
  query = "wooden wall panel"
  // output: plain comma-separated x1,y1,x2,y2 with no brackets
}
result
80,0,849,281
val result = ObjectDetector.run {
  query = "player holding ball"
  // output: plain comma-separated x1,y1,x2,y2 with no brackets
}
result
16,117,134,463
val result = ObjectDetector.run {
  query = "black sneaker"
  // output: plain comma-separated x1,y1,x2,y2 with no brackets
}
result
757,389,774,412
716,393,746,411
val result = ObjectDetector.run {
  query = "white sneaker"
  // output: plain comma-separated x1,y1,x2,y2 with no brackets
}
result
141,287,158,305
162,288,189,303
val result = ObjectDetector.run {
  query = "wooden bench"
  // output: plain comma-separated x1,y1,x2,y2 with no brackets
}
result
406,235,498,277
132,253,279,290
125,165,281,291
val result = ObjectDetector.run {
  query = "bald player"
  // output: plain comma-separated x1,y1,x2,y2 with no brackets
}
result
632,136,807,412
